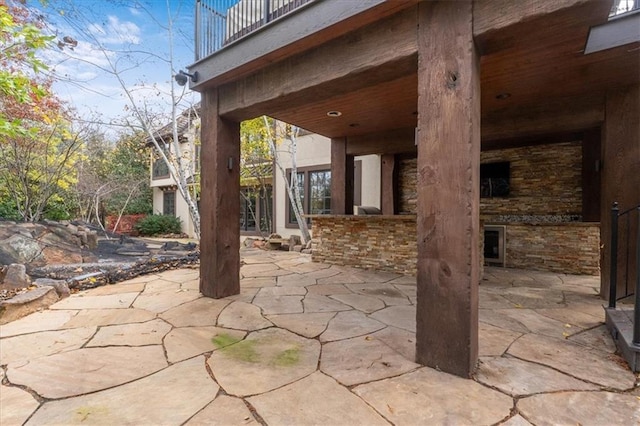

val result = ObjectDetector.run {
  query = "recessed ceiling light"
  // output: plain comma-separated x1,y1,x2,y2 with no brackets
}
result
327,111,342,117
496,92,511,100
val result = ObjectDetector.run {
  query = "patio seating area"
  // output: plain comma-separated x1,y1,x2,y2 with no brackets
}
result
1,249,638,425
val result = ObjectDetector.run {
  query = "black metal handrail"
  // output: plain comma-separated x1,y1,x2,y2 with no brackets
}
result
610,0,640,17
608,201,640,345
195,0,313,61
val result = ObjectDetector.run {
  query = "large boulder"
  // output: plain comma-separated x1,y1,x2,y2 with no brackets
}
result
1,264,31,290
0,228,46,266
0,222,85,268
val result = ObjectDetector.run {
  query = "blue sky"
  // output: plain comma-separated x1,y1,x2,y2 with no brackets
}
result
34,0,201,139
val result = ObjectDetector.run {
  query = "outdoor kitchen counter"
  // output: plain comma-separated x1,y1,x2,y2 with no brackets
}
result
305,214,417,220
308,215,601,276
307,215,418,275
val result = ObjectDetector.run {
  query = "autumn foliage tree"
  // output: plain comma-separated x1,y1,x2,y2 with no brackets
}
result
0,0,83,221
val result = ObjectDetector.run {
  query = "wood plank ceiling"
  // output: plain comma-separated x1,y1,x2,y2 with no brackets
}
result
266,2,638,141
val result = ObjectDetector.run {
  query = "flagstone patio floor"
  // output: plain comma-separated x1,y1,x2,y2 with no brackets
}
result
1,248,638,425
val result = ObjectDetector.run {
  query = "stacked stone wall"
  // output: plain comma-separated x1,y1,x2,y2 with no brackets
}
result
311,217,600,276
311,216,416,275
505,223,600,275
397,141,583,217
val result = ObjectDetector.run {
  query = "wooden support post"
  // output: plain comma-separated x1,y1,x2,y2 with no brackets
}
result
581,128,601,222
199,89,241,298
415,0,480,377
331,138,354,215
600,84,640,301
381,154,396,215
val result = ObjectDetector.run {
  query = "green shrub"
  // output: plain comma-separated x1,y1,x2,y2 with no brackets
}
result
0,198,21,220
134,214,182,236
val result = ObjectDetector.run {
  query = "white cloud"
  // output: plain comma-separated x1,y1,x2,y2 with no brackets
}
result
128,7,141,17
88,15,141,45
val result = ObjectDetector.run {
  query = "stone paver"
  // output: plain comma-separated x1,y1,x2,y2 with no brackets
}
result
132,288,201,313
208,328,320,396
7,346,167,398
0,384,40,426
50,292,139,310
305,283,352,295
164,326,246,363
217,301,272,330
241,277,277,288
26,357,217,425
0,253,633,426
369,326,416,361
186,395,258,425
369,305,416,332
86,319,171,347
478,322,522,356
497,308,582,339
518,391,640,426
0,327,95,364
499,415,534,426
567,324,617,353
86,282,145,295
508,333,636,390
266,312,335,338
0,310,76,337
321,336,419,385
353,368,513,425
320,311,385,342
534,306,603,329
276,273,317,287
252,294,304,315
346,283,411,305
476,356,598,396
159,297,230,327
302,293,352,313
62,308,156,328
329,293,385,313
248,372,390,426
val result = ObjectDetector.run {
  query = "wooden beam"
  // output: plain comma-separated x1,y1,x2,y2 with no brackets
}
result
330,138,354,215
473,0,608,49
346,127,416,156
380,154,396,215
416,0,479,378
218,8,418,120
600,84,640,300
199,89,241,299
582,128,601,222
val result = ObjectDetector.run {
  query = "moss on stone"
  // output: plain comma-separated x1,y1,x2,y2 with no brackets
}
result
211,333,242,349
272,347,300,367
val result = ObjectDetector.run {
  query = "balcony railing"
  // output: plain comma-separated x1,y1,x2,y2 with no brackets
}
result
610,0,640,17
195,0,313,61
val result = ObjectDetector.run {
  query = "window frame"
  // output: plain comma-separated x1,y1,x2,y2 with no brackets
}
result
285,164,329,228
163,190,176,216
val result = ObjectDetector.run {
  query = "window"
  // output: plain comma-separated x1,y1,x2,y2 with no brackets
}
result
286,166,330,227
240,189,257,231
309,170,331,214
240,186,273,233
163,191,176,216
288,172,305,225
153,159,170,179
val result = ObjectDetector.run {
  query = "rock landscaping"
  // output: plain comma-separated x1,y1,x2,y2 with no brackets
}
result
0,220,198,324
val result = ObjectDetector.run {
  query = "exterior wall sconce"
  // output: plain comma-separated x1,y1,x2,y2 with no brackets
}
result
175,70,199,86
